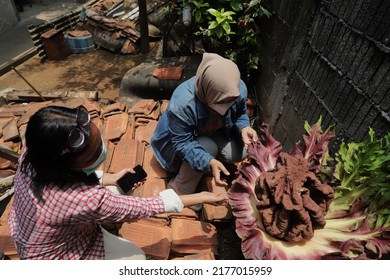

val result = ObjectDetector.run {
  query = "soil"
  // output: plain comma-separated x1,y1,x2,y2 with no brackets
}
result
0,42,161,101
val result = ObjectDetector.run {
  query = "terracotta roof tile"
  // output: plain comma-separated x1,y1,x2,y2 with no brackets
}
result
108,138,144,173
102,140,115,172
128,99,159,116
159,100,169,115
152,66,184,81
129,177,166,198
2,118,19,142
162,207,198,219
142,146,167,178
102,102,126,117
199,176,232,221
170,218,219,255
134,124,146,142
171,249,215,260
103,112,129,141
119,218,171,260
0,196,19,259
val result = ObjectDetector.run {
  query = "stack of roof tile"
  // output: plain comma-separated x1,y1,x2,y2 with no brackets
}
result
0,97,235,260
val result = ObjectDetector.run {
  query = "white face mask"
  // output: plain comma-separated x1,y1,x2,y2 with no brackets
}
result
81,140,107,176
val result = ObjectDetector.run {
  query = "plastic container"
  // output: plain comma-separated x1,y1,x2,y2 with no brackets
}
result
64,34,95,54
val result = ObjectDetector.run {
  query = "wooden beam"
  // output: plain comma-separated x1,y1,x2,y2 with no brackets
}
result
138,0,149,53
0,145,20,163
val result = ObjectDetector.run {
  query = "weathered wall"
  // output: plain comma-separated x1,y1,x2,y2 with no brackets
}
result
257,0,390,153
0,0,19,34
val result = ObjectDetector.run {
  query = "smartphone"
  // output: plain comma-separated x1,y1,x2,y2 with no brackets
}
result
117,165,147,193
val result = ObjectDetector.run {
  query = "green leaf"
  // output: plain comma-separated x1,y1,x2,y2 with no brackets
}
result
207,8,218,17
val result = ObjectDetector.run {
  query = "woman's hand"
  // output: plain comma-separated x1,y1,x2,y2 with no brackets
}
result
210,159,230,187
197,191,228,205
102,168,143,189
179,191,228,207
241,126,258,148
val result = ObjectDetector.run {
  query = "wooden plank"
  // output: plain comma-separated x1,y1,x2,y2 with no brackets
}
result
0,145,20,163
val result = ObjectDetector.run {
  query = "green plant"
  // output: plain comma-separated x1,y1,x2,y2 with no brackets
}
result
179,0,270,85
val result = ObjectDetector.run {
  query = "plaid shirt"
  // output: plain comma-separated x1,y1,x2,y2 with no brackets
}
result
7,163,165,260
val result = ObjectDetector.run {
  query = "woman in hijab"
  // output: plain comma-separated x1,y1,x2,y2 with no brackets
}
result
151,53,258,200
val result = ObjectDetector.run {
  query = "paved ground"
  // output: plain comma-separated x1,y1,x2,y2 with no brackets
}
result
0,0,160,101
0,0,83,69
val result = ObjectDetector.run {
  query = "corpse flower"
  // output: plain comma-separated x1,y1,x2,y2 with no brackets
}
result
229,120,390,260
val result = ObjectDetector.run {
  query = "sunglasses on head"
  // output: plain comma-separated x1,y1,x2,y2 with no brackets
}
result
61,106,91,155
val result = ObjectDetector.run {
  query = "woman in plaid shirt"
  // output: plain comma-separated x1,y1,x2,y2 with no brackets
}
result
7,105,227,260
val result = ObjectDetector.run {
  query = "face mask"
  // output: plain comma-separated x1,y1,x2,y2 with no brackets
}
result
82,140,107,176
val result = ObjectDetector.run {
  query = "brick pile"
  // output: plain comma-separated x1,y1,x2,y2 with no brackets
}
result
0,97,236,260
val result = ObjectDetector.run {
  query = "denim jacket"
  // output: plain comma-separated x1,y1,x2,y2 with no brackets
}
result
151,77,250,173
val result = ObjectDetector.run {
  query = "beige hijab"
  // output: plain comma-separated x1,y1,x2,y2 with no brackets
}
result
195,53,241,115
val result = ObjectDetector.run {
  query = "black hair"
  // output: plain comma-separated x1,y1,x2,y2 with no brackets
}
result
22,106,99,202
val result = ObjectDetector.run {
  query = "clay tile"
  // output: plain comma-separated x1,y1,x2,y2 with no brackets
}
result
0,196,19,259
198,176,232,221
2,118,19,142
142,146,167,178
141,120,157,144
103,112,129,141
102,102,126,118
134,124,147,142
50,97,87,109
0,117,14,134
171,249,215,260
102,140,115,172
109,139,144,173
83,100,101,114
163,207,198,220
0,104,29,117
119,218,172,260
152,66,184,81
170,218,219,255
128,99,159,116
159,100,169,115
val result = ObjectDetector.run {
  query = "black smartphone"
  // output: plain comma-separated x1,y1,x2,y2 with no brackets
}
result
117,164,147,193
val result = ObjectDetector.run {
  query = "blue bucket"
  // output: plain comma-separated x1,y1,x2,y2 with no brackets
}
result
64,34,95,54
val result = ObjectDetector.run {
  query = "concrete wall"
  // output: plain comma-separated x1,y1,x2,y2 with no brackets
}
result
0,0,19,34
257,0,390,153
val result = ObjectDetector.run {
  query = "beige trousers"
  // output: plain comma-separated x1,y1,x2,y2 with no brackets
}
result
102,227,146,260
